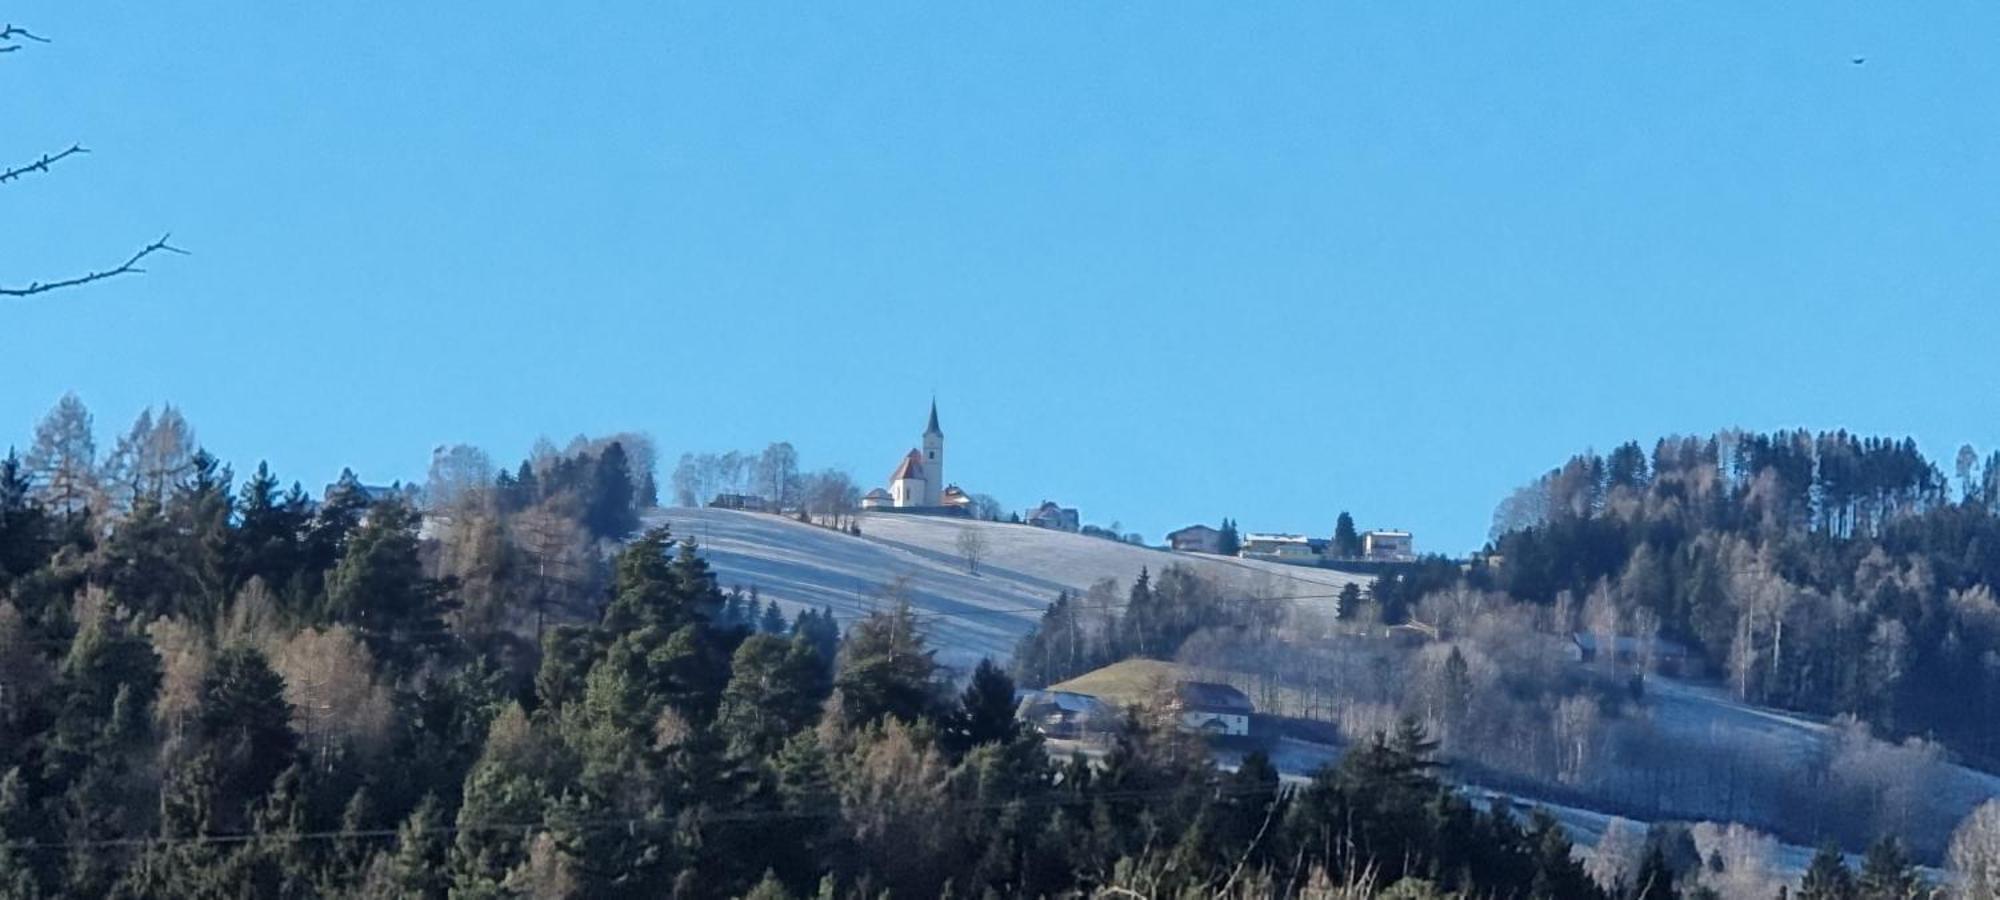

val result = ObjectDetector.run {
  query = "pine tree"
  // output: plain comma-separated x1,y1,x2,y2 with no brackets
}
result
760,599,788,634
1629,844,1676,900
832,598,940,728
1798,842,1855,900
718,634,829,759
1337,581,1363,620
1334,511,1362,558
326,498,445,669
585,441,639,539
1857,836,1920,900
0,450,52,580
391,793,450,899
0,767,42,900
945,658,1021,755
189,645,300,835
1526,809,1600,900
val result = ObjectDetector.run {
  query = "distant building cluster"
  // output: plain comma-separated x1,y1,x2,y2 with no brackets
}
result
1165,523,1416,564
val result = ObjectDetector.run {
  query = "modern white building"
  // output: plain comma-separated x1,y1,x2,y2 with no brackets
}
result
1363,529,1415,561
1240,532,1317,561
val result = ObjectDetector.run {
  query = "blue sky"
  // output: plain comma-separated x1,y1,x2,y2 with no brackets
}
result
5,4,1999,554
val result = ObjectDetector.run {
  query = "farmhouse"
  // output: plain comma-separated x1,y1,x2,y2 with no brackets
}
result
1166,524,1223,554
1014,690,1116,739
1042,659,1256,738
1240,532,1316,561
1026,500,1080,532
1173,682,1253,736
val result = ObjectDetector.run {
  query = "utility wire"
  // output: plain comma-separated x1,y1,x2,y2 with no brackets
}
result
0,780,1292,853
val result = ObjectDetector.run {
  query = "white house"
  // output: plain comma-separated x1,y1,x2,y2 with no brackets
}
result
1240,532,1317,561
1363,530,1415,561
1173,682,1253,736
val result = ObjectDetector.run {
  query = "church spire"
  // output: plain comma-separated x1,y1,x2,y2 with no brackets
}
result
925,398,942,436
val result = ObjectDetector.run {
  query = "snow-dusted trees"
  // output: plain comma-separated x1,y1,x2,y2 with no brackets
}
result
1586,818,1645,894
1952,799,2000,900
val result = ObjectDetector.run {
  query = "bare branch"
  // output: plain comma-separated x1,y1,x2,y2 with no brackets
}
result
1,234,188,297
0,145,88,186
0,24,50,52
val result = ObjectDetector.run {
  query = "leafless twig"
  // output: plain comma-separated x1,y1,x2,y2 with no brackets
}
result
0,144,88,185
0,24,50,52
0,234,188,297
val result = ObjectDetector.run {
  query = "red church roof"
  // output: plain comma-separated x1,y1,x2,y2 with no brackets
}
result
890,449,926,483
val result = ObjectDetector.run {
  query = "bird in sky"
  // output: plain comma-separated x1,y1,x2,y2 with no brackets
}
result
1851,56,1866,65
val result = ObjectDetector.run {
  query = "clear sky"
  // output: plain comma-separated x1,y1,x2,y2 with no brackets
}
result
6,4,1999,555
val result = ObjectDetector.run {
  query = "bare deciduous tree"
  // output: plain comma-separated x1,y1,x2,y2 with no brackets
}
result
271,625,396,768
24,392,101,519
955,527,988,575
3,25,182,299
1952,799,2000,900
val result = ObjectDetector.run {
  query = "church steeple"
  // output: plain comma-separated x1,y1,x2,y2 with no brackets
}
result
921,399,944,507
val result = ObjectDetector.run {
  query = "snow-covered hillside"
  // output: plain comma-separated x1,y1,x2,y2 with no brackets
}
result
645,507,1369,667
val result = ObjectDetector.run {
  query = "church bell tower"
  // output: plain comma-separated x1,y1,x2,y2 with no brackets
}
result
922,399,944,507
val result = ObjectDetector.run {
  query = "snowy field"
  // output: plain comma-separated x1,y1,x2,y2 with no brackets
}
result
646,507,1369,668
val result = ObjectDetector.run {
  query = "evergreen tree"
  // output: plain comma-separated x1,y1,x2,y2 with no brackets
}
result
1334,511,1362,558
1526,808,1601,900
1629,844,1676,900
603,527,712,634
186,645,300,835
325,498,447,669
235,461,302,591
1857,836,1920,900
0,767,42,900
0,450,51,581
832,598,940,728
585,441,639,539
759,598,787,634
718,634,829,759
390,793,450,899
945,657,1021,756
1217,518,1241,556
1798,842,1856,900
1338,581,1363,620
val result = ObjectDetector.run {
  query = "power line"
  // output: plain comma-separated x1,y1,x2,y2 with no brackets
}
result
0,780,1291,853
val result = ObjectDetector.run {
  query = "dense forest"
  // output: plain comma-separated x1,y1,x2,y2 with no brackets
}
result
0,396,1643,899
1473,431,2000,764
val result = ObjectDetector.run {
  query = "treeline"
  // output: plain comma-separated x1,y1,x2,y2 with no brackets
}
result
1478,429,2000,762
0,398,1632,899
1011,565,1281,689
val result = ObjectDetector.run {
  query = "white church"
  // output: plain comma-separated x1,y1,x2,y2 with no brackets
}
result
860,400,973,515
